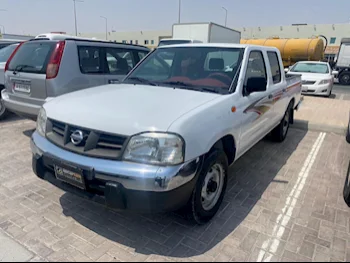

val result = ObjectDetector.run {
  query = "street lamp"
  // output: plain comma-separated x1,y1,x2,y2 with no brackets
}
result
100,16,108,40
0,25,5,34
222,7,228,27
73,0,83,36
178,0,181,23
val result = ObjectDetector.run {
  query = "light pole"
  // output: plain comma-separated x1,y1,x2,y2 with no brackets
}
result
73,0,83,36
0,25,5,34
100,16,108,40
222,7,228,27
178,0,181,23
0,9,6,35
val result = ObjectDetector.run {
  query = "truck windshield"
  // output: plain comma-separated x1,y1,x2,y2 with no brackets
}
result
158,40,192,47
290,63,329,74
124,46,244,94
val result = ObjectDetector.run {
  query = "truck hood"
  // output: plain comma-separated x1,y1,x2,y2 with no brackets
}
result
44,84,221,136
0,62,5,85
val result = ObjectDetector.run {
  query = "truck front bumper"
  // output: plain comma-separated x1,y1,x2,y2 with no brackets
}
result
31,131,203,213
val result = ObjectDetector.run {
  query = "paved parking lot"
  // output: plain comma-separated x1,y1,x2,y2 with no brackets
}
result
0,116,349,262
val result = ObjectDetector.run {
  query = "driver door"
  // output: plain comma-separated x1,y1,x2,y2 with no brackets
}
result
238,50,276,154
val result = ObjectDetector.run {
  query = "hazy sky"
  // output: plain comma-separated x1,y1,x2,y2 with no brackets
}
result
0,0,349,35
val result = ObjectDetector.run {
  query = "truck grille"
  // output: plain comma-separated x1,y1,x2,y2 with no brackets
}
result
302,80,316,85
46,119,129,160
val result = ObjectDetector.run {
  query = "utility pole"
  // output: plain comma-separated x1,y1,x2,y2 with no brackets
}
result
73,0,83,36
222,7,228,27
0,25,5,34
178,0,181,23
100,16,108,40
0,9,6,35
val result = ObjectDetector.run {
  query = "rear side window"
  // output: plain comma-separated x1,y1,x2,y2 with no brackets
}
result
106,48,135,75
267,52,282,83
8,42,55,74
0,44,18,63
78,46,104,74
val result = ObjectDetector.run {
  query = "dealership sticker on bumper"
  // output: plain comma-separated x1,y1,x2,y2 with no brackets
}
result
54,165,86,190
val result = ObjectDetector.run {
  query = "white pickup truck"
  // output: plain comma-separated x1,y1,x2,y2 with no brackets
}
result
31,43,302,224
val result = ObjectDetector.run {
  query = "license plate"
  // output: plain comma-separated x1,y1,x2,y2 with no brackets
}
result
54,165,86,190
13,83,31,94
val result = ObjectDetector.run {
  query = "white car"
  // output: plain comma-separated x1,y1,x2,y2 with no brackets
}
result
31,43,302,224
286,61,337,97
0,43,20,119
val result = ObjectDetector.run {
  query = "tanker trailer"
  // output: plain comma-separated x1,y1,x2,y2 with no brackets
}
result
240,38,325,67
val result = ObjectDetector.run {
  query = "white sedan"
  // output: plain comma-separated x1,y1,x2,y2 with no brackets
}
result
286,61,337,97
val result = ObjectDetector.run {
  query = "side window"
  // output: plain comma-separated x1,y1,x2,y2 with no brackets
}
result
78,46,104,74
133,52,174,81
138,51,147,61
244,51,267,90
105,48,135,75
267,52,282,84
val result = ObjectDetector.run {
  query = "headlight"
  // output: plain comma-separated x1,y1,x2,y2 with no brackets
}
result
123,132,184,165
319,79,331,85
36,108,47,137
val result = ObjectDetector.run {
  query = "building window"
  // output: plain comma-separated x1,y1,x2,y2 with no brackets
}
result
144,40,149,45
122,40,127,44
130,40,133,44
135,40,139,45
330,37,336,44
151,40,154,45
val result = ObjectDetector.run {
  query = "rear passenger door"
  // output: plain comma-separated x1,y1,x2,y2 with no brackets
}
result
77,45,107,88
104,48,142,84
266,51,286,123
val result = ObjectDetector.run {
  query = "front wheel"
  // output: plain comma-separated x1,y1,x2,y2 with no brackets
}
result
271,102,293,142
187,150,228,225
339,72,350,86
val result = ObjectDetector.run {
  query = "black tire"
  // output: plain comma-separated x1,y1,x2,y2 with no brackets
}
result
0,99,8,121
187,150,228,225
271,101,293,142
339,72,350,86
343,161,350,207
325,87,332,98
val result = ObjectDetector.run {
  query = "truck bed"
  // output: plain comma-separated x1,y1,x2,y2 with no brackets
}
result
286,73,301,87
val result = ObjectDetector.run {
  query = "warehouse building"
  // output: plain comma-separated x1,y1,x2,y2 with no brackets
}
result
81,23,350,62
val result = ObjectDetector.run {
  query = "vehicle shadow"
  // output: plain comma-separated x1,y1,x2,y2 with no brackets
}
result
0,112,24,124
58,128,308,258
23,128,35,138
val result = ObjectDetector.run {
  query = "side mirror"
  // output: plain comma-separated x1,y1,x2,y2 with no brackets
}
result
332,70,339,76
284,68,289,73
245,77,267,96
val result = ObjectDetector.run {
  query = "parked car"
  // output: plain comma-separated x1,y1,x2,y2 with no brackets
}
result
286,61,337,97
0,43,20,119
0,39,22,49
31,43,302,224
1,35,150,120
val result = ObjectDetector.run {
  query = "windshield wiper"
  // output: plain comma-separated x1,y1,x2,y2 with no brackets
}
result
161,81,196,87
125,77,158,86
12,64,35,74
161,81,223,94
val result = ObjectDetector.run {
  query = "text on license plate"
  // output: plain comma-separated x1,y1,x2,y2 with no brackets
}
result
54,165,85,189
14,83,31,93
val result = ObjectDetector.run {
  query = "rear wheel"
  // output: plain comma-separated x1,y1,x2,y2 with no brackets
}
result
0,99,8,121
187,150,228,225
271,102,293,142
339,72,350,86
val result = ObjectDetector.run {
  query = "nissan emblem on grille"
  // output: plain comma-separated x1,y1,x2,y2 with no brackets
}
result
70,130,84,146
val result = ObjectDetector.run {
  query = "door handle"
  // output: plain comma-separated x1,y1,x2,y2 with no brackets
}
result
282,88,287,93
268,94,273,99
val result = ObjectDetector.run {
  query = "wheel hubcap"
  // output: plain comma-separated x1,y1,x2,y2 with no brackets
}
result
341,75,350,84
201,163,225,211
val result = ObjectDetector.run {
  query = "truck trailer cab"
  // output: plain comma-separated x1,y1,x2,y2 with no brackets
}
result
335,38,350,85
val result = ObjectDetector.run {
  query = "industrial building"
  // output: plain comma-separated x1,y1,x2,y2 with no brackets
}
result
80,23,350,61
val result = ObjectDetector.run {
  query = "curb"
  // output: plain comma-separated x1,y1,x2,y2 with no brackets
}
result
292,120,346,135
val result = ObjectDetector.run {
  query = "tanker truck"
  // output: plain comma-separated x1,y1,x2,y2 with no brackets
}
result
334,38,350,85
240,38,325,68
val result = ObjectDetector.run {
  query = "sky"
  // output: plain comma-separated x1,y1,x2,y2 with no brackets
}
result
0,0,349,35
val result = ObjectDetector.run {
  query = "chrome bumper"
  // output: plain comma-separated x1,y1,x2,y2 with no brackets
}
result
31,131,201,192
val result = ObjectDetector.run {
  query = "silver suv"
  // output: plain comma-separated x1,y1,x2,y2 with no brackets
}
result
1,37,150,120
